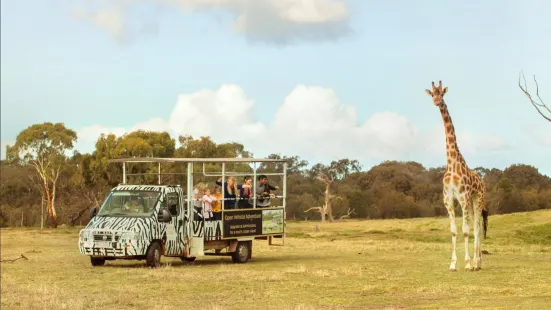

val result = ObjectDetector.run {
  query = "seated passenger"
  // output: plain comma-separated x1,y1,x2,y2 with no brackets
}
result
202,188,216,221
238,176,253,209
215,176,241,210
192,188,203,221
211,186,222,220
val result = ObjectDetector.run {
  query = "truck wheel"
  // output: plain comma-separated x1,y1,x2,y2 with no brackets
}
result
180,257,196,262
232,241,251,264
146,242,162,267
90,257,105,266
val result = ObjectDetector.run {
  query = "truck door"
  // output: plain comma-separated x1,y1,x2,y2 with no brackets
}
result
163,189,185,256
189,198,205,257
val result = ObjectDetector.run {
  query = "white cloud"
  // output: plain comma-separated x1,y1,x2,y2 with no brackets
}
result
421,126,510,158
73,0,350,43
76,84,510,167
73,7,126,40
75,124,127,154
132,117,173,133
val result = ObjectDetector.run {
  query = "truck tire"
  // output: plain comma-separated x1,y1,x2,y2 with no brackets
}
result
180,257,196,262
146,242,162,267
90,257,105,266
232,241,251,264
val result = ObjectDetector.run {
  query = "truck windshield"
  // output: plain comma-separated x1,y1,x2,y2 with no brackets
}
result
96,190,161,217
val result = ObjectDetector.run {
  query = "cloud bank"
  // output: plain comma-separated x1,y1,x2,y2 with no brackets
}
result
73,0,351,44
75,84,511,168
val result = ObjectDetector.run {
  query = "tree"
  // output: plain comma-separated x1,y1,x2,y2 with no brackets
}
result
258,154,309,175
87,131,176,186
6,122,77,228
304,159,360,222
304,172,340,222
518,70,550,122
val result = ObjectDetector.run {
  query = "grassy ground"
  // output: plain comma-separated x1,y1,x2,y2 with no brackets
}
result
2,210,551,310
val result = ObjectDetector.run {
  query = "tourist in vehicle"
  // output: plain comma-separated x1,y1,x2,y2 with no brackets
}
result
202,188,216,221
211,186,222,220
215,176,240,210
255,175,280,208
192,188,203,221
238,176,254,209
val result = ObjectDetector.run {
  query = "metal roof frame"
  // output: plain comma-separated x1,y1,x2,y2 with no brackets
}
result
108,157,288,164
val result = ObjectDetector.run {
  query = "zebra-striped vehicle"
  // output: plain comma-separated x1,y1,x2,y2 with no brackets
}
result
78,157,287,267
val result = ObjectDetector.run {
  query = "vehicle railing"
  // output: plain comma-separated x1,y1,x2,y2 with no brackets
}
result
183,196,285,205
201,163,285,177
108,157,287,219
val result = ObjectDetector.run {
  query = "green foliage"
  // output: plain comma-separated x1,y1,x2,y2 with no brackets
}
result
6,122,77,164
2,123,551,227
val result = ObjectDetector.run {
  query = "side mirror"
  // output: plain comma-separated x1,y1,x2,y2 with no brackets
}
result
158,208,172,223
90,207,98,219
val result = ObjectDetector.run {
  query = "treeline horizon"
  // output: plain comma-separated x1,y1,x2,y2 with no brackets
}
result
1,122,550,228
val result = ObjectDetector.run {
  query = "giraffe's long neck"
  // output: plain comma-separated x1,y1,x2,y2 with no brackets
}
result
439,101,464,169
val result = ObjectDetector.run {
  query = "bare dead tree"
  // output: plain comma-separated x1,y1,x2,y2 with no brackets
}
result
518,70,550,122
303,173,344,223
304,206,327,222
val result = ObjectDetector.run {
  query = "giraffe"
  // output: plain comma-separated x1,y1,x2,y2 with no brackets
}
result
425,80,489,271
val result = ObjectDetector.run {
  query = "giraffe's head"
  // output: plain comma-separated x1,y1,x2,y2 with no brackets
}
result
425,80,448,106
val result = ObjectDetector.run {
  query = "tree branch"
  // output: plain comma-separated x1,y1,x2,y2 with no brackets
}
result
1,254,28,263
304,206,323,213
339,208,356,220
70,205,94,226
316,173,333,184
518,70,551,122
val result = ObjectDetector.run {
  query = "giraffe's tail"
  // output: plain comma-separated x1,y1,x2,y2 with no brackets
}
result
482,208,489,239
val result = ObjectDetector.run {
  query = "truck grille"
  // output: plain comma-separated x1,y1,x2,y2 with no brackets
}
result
93,234,121,242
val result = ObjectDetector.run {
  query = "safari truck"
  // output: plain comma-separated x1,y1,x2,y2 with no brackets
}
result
78,157,287,267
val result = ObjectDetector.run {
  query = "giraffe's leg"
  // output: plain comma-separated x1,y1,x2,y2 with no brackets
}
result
473,194,484,270
461,198,473,271
444,193,457,271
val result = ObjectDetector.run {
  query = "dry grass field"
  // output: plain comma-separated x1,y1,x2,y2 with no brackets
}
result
2,210,551,310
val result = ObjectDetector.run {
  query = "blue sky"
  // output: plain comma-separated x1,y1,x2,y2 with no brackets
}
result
2,0,550,176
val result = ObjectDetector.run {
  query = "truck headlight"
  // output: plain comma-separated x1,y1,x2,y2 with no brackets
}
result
79,230,89,241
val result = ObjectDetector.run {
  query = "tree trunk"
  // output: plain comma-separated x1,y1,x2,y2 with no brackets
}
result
40,195,44,230
50,183,58,228
41,179,57,228
324,184,334,223
48,200,57,228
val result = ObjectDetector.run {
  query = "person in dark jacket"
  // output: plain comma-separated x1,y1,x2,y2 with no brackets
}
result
238,176,254,209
